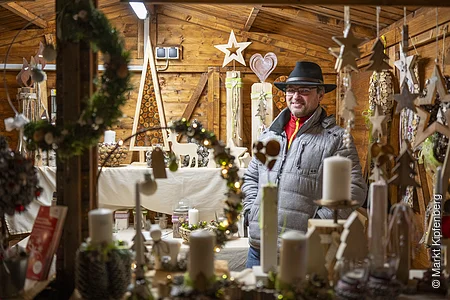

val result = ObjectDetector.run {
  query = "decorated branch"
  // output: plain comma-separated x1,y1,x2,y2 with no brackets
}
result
23,0,132,159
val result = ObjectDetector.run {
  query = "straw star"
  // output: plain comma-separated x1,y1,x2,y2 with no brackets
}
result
393,83,418,114
214,30,251,67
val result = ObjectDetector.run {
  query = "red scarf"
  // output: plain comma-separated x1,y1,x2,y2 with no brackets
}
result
284,113,311,149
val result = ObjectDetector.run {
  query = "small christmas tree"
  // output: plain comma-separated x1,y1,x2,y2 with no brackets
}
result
366,39,391,72
388,141,419,203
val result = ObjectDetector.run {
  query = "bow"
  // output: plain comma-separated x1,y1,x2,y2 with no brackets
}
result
4,114,30,132
152,239,170,257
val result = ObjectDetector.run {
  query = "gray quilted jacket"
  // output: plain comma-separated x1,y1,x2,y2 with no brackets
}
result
242,106,367,249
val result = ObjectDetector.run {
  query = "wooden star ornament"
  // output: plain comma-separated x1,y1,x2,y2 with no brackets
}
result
369,105,386,138
214,30,252,67
394,51,418,90
416,64,450,105
393,83,418,114
413,107,450,148
332,25,365,72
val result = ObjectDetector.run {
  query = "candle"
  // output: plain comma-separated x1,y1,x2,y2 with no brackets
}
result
88,208,113,246
261,185,278,273
104,130,116,144
279,231,308,285
167,239,181,267
189,230,215,281
188,208,199,226
368,181,388,268
322,156,352,201
135,183,145,270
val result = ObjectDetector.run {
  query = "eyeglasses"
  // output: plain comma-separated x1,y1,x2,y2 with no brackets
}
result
286,87,317,96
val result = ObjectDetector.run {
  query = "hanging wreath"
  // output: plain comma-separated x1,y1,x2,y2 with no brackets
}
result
23,0,132,159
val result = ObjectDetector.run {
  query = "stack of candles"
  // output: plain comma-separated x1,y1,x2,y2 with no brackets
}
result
368,180,388,269
188,208,199,226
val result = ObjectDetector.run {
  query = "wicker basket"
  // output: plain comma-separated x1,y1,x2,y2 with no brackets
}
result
98,143,128,167
178,226,191,244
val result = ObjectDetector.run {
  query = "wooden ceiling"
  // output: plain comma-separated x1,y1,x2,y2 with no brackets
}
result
0,0,422,54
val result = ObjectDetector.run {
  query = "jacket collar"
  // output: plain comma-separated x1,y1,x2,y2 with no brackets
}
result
269,106,336,134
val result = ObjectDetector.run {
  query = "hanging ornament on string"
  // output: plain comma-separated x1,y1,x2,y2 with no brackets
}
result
331,6,365,73
388,140,420,204
394,82,419,114
369,105,387,139
394,11,419,92
366,7,391,72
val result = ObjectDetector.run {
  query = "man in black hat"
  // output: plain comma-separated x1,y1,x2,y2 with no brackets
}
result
241,61,367,268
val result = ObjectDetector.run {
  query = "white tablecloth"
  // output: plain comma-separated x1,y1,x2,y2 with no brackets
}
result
35,166,243,221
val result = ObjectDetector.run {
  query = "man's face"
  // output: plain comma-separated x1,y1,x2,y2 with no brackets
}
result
285,85,324,118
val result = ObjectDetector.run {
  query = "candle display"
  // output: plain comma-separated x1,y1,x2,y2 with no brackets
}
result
261,185,278,273
189,230,215,281
188,208,199,226
88,208,113,246
368,181,388,268
322,156,352,201
104,130,116,144
279,231,308,285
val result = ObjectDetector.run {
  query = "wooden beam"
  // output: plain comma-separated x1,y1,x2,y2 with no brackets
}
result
259,6,376,38
159,5,335,65
0,2,47,28
123,0,450,6
243,6,261,31
361,7,450,55
181,72,210,122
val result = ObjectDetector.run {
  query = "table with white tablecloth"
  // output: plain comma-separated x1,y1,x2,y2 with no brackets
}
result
6,166,245,236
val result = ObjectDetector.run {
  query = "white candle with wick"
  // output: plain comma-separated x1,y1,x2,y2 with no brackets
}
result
188,208,199,226
261,185,278,273
322,156,352,201
189,230,215,280
279,231,308,285
88,208,113,246
104,130,116,144
368,180,388,268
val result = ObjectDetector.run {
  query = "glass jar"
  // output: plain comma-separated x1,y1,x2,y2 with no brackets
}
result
172,204,189,238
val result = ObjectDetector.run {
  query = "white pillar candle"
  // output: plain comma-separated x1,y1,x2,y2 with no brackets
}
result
261,185,278,273
104,130,116,144
167,239,182,267
88,208,113,246
135,183,145,268
279,231,308,285
188,230,215,281
322,156,352,201
368,181,388,269
188,208,199,226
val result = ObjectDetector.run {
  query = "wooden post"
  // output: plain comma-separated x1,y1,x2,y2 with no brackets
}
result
207,67,220,136
55,0,98,297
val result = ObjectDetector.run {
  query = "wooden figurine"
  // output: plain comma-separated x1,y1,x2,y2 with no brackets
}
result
167,131,199,168
336,211,368,262
306,226,328,279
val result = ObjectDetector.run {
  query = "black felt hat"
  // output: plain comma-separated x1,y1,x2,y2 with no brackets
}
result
274,61,336,93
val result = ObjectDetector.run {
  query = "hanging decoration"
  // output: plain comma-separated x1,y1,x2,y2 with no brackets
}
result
249,53,277,147
367,8,391,73
393,83,419,114
214,30,251,68
225,71,244,147
394,52,418,91
369,105,386,139
414,108,450,148
368,71,395,121
331,7,362,149
388,141,420,204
